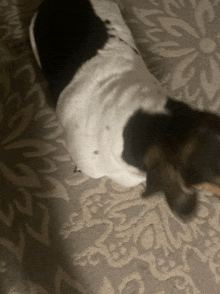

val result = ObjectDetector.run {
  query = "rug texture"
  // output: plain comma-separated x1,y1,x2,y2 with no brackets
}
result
1,0,220,293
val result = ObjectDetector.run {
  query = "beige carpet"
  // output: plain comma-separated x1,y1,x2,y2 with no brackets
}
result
1,0,220,293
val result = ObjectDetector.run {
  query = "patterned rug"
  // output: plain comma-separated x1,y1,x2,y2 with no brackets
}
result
1,0,220,293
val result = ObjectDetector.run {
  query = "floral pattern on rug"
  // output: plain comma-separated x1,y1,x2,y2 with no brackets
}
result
126,0,220,110
1,0,220,293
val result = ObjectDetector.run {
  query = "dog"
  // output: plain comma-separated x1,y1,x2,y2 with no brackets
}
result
29,0,220,219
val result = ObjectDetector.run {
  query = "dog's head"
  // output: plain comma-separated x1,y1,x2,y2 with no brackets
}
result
142,99,220,219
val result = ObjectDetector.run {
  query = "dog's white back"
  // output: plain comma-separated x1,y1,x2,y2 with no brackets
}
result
55,0,167,186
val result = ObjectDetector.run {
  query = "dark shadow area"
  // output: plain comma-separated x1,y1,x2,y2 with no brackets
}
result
0,0,89,293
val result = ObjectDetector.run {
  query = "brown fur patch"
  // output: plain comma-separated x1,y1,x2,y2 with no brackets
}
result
179,139,197,164
143,145,164,170
201,183,220,196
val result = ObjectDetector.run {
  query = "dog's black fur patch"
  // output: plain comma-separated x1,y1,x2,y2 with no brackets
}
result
33,0,108,104
122,98,198,171
123,98,220,218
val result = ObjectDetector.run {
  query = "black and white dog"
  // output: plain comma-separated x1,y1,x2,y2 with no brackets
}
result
29,0,220,218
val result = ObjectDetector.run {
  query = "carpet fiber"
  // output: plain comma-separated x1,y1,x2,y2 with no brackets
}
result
1,0,220,293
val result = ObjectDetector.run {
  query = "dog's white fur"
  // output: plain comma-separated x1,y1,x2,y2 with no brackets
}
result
30,0,168,187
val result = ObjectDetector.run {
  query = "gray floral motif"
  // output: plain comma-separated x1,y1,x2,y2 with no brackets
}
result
133,0,220,101
2,0,220,293
60,176,220,292
0,101,56,188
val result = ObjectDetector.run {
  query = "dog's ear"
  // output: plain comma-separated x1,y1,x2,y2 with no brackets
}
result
161,166,197,217
142,145,165,195
143,145,197,217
